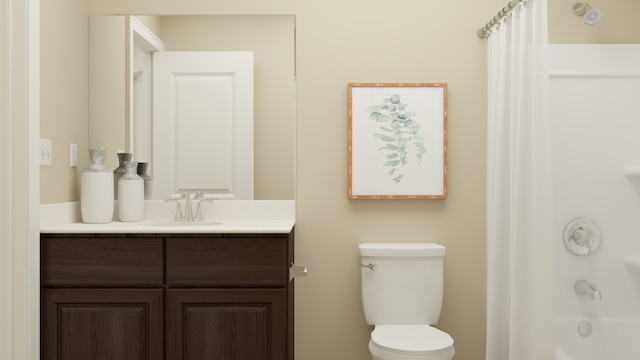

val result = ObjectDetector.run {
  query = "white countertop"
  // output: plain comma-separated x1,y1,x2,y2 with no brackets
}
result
40,200,295,234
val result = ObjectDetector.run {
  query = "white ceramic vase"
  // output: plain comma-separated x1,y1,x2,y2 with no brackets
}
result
118,161,144,222
80,148,114,223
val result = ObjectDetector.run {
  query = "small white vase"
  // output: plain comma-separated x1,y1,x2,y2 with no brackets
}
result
80,148,114,223
118,161,144,222
113,152,133,200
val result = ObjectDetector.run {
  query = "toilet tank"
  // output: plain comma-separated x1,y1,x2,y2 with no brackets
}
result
359,243,445,326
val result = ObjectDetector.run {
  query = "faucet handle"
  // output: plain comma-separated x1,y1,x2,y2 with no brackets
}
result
194,196,215,222
165,198,184,221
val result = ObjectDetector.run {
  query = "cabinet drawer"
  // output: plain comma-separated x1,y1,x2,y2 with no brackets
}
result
41,236,164,286
166,236,287,287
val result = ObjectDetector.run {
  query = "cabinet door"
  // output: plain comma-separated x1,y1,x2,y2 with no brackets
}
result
41,289,163,360
166,288,287,360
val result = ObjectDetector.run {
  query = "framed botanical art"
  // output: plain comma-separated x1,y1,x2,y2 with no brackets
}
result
348,83,448,199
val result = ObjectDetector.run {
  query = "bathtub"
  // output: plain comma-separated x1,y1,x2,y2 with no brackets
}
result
555,315,640,360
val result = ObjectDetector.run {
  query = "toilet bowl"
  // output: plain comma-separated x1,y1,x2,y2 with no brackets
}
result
368,325,455,360
359,243,455,360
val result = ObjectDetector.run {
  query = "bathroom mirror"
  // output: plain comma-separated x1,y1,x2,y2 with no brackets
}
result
89,15,296,200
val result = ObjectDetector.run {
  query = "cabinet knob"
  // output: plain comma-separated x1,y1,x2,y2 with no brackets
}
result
289,263,308,281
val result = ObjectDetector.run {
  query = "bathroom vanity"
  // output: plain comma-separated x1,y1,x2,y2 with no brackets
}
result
39,200,297,360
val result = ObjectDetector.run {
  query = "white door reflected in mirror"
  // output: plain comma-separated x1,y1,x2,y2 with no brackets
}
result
152,51,254,200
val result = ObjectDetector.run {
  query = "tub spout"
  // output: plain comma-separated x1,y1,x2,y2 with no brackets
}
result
575,280,602,300
591,288,602,300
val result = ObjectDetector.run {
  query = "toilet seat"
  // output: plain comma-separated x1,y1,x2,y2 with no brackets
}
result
371,325,454,356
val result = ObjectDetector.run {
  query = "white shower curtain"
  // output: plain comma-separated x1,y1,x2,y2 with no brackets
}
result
485,1,555,359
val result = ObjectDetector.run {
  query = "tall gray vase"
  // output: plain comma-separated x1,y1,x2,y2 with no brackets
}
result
137,162,153,200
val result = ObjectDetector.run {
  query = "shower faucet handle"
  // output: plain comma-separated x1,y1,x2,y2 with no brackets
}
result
563,217,602,256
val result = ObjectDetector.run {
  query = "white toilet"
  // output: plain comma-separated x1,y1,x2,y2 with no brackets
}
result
359,243,455,360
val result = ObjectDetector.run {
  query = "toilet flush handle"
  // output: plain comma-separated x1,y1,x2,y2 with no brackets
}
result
361,262,377,270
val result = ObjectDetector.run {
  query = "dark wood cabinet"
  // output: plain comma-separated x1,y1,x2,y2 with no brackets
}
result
41,231,295,360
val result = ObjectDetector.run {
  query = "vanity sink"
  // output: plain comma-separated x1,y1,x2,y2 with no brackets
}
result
140,221,222,227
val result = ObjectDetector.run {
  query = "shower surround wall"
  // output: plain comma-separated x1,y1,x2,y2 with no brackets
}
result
550,44,640,317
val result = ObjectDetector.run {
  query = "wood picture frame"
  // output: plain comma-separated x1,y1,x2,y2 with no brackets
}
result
348,83,448,199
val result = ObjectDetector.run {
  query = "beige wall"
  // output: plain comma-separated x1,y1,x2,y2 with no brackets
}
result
37,0,640,359
88,15,126,167
40,0,89,203
292,1,491,358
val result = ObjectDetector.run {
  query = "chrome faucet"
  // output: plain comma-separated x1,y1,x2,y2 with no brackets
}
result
165,192,214,222
575,280,602,300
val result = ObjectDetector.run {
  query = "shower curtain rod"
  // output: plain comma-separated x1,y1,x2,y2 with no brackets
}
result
476,0,525,39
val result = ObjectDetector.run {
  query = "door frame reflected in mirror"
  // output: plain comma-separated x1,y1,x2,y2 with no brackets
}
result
127,16,164,165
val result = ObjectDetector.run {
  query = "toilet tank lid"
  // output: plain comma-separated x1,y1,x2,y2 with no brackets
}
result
359,243,445,257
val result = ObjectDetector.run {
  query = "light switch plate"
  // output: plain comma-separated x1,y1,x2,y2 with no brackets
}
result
70,143,78,167
40,139,52,166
